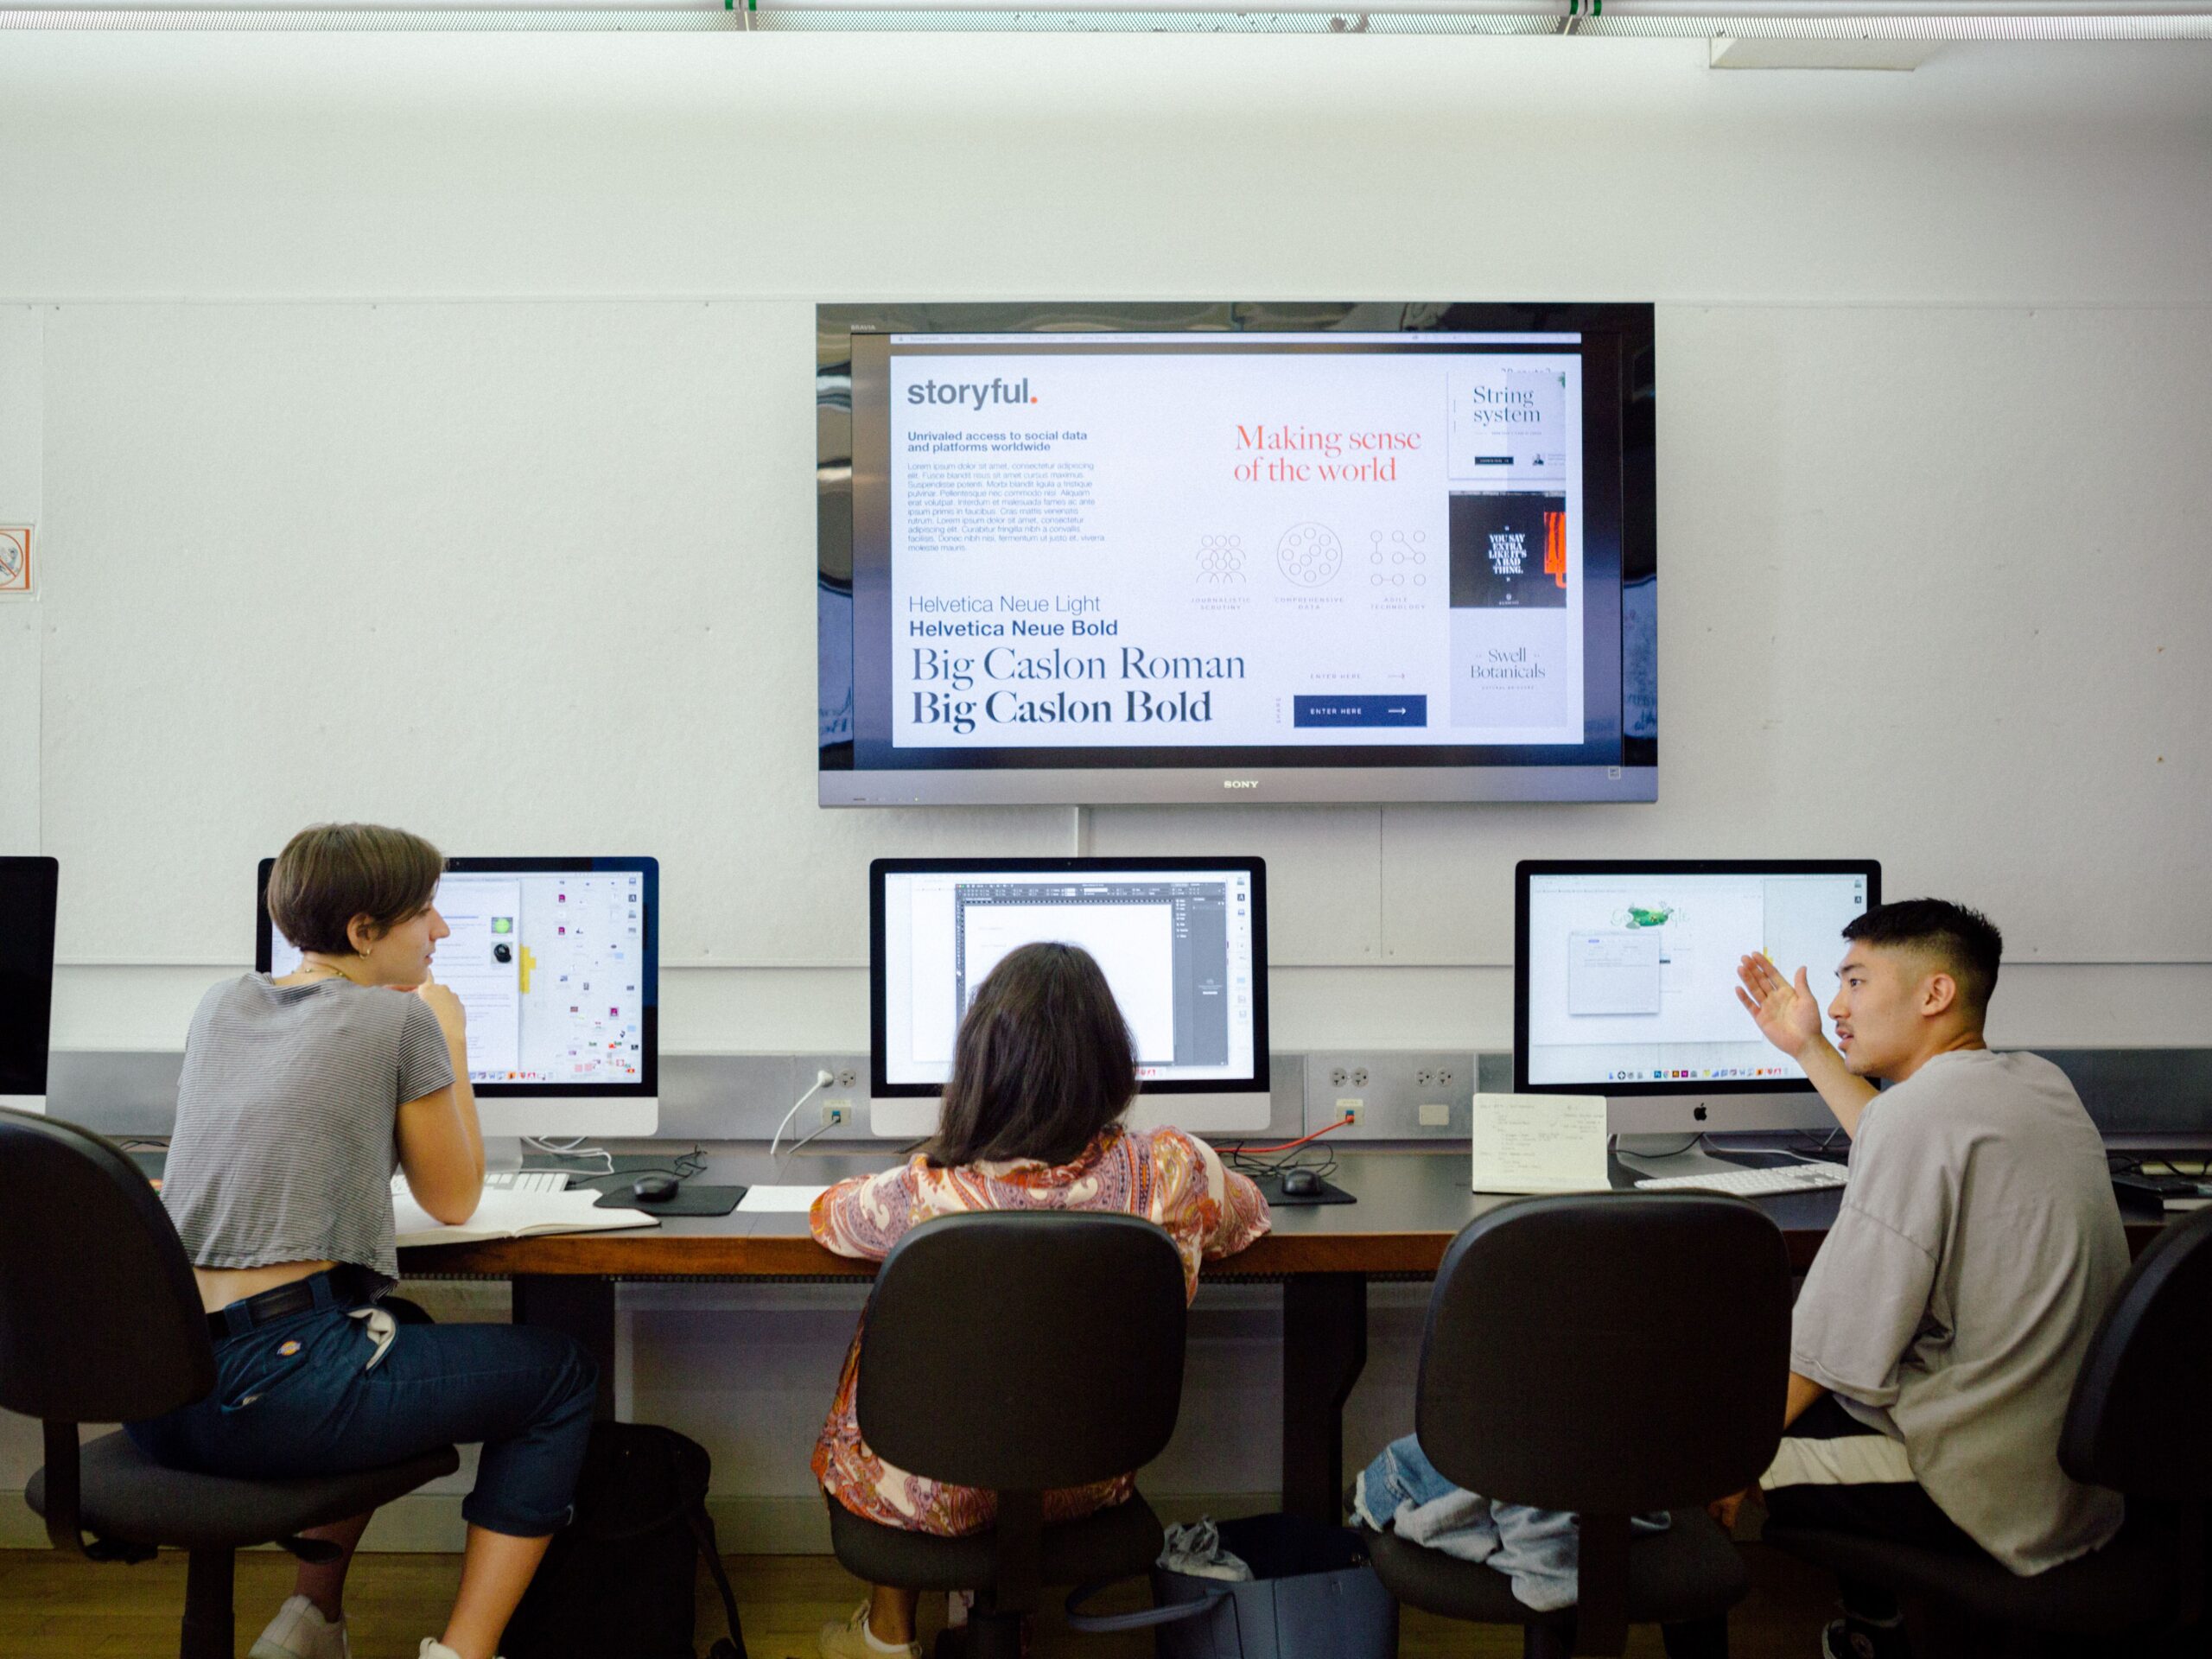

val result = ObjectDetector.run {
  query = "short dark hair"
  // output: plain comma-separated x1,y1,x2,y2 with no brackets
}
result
267,823,445,956
1842,898,2004,1016
926,942,1138,1169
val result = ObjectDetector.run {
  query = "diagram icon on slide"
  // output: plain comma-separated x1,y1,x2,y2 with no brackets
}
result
1197,533,1247,584
1277,523,1343,587
1370,529,1429,588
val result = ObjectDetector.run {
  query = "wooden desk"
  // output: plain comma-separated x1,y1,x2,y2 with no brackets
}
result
398,1148,2171,1523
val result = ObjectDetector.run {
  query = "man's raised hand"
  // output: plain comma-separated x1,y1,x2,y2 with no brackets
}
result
1735,953,1821,1059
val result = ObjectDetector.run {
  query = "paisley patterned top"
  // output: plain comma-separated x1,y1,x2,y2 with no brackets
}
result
810,1123,1272,1537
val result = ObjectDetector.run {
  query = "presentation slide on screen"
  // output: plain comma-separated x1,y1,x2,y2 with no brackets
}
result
1522,874,1872,1085
886,338,1586,749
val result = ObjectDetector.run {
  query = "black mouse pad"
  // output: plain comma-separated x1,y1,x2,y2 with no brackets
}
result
594,1184,747,1217
1254,1172,1357,1206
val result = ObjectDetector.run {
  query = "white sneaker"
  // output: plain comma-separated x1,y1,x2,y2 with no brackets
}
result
250,1596,349,1659
817,1603,922,1659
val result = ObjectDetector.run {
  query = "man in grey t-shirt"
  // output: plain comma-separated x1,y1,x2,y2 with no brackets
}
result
1727,899,2126,1659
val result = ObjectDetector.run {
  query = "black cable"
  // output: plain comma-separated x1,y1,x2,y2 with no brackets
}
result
1224,1143,1339,1187
2141,1157,2212,1180
543,1145,709,1185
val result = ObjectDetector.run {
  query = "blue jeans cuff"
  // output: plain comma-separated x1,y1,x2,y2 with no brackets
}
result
461,1491,572,1538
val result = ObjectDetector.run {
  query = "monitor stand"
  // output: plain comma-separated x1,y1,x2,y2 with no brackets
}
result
1612,1135,1753,1182
482,1135,526,1175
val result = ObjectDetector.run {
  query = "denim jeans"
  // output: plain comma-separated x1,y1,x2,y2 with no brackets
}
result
128,1273,597,1536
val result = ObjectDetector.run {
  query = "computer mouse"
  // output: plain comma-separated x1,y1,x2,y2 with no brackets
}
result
631,1174,680,1205
1281,1168,1323,1198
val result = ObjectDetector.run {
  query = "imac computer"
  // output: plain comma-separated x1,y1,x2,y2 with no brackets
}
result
1515,859,1880,1154
870,856,1270,1138
259,856,658,1139
0,856,59,1115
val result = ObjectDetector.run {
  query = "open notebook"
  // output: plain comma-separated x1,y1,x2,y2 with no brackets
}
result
391,1184,661,1246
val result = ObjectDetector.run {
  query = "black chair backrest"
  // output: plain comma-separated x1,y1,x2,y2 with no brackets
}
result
2061,1205,2212,1499
0,1109,213,1424
854,1211,1188,1493
1417,1193,1792,1516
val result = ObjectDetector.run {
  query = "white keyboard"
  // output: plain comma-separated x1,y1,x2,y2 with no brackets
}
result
390,1168,572,1195
486,1169,573,1193
1634,1161,1847,1197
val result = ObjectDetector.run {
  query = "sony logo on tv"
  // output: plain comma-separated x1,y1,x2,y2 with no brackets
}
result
1222,779,1261,791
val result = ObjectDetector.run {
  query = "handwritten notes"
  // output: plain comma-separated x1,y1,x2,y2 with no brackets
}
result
1471,1092,1609,1194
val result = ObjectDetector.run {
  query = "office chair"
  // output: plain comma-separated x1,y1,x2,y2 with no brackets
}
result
0,1109,458,1659
1361,1193,1792,1659
1764,1204,2212,1646
826,1210,1188,1659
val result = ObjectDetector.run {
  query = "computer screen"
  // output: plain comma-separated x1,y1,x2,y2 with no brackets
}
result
1515,861,1879,1116
870,856,1270,1133
819,302,1656,806
0,856,59,1113
258,856,658,1136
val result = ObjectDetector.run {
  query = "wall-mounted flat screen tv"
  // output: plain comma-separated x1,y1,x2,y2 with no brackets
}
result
817,302,1655,806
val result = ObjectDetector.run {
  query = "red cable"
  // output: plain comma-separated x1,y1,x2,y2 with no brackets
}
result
1220,1116,1352,1158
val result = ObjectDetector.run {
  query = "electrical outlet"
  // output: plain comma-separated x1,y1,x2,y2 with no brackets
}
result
791,1056,871,1138
1305,1052,1478,1140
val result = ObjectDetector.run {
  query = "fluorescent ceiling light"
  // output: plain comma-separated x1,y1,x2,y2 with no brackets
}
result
4,0,2208,31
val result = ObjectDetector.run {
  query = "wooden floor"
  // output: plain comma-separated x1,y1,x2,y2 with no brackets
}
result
0,1545,1840,1657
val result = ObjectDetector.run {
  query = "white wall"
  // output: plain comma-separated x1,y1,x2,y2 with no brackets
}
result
3,35,2209,1057
2,33,2209,1534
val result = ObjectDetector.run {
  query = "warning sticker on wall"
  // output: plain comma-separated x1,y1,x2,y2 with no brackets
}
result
0,528,29,595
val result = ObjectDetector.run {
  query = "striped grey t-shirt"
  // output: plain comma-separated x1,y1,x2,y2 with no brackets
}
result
164,974,454,1291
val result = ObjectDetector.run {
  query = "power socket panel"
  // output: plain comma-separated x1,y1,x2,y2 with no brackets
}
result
790,1054,872,1141
1302,1052,1476,1141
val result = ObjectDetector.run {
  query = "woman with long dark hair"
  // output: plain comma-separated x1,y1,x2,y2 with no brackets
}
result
808,940,1271,1659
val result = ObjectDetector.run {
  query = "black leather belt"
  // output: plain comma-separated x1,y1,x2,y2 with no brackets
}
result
207,1267,363,1341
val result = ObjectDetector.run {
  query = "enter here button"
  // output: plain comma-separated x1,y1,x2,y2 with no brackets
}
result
1293,696,1428,728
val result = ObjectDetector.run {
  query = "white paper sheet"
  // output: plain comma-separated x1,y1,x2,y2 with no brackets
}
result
1471,1092,1610,1194
736,1184,831,1214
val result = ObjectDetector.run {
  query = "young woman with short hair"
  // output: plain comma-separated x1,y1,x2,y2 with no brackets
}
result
132,823,597,1659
